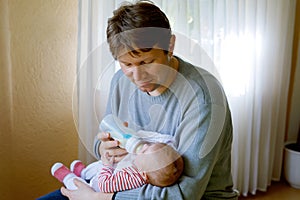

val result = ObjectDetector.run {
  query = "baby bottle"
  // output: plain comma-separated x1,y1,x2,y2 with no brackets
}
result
99,114,145,153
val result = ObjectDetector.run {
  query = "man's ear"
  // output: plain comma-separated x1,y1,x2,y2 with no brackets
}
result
168,34,176,56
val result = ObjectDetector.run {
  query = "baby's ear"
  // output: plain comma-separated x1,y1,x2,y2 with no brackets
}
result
141,171,148,182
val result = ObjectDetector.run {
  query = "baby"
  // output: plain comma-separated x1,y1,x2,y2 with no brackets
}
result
51,142,183,192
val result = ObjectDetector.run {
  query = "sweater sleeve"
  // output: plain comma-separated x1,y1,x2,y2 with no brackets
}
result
102,67,237,199
93,136,101,160
114,104,237,200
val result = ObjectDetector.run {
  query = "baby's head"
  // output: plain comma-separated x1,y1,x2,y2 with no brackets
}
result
134,142,184,187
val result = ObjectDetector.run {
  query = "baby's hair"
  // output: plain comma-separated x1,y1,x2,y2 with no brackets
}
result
143,143,184,187
147,155,184,187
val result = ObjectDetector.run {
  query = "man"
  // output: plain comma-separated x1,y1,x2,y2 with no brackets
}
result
39,1,238,199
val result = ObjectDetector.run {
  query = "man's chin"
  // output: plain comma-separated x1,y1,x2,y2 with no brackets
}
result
137,82,163,93
138,85,155,93
139,87,153,93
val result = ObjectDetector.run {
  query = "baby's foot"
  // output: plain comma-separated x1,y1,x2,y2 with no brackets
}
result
51,163,72,182
51,162,84,190
70,160,86,177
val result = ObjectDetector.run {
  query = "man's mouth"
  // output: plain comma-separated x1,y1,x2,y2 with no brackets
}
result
136,80,153,87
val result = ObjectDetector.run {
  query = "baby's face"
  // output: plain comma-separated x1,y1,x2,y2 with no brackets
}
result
134,143,168,172
137,143,160,154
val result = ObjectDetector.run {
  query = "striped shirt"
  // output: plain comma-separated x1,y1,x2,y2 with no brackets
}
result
98,166,147,193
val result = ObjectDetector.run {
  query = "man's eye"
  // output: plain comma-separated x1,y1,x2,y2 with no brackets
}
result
141,60,154,65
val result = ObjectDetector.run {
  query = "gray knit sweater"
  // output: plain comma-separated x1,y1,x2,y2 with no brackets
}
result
94,57,238,200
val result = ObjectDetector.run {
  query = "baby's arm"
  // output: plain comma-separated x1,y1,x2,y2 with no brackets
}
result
81,160,104,180
98,166,146,193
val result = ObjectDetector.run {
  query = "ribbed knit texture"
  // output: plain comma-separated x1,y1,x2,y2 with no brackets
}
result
95,57,238,199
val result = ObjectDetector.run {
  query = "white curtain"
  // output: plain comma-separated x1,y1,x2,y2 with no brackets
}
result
76,0,296,196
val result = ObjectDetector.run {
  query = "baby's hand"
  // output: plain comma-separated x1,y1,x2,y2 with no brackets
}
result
102,152,115,166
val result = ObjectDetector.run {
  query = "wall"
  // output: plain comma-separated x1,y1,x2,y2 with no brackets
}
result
0,0,78,199
0,0,13,198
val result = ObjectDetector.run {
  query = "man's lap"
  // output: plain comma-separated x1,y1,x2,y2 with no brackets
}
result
37,189,68,200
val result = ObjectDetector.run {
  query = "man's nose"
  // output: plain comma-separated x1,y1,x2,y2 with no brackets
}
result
132,66,146,81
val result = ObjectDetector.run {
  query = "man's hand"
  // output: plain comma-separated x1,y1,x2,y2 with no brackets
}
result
61,179,113,200
98,132,128,164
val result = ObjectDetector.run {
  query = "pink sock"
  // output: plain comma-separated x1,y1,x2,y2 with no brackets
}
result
70,160,86,177
51,163,71,182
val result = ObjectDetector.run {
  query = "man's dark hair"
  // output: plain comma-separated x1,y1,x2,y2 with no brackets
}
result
106,0,172,59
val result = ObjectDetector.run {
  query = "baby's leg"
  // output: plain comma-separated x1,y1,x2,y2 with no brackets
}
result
63,174,86,190
80,160,104,180
51,163,88,190
89,175,101,192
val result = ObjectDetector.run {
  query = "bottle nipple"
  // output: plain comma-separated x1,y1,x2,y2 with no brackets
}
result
125,137,145,153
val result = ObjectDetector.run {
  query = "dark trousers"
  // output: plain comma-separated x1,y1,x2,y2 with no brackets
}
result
37,190,68,200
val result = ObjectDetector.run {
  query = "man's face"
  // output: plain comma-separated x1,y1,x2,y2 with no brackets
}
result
118,48,176,95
